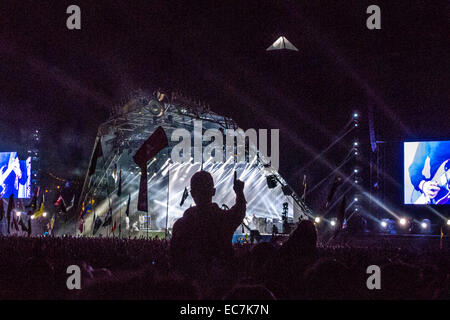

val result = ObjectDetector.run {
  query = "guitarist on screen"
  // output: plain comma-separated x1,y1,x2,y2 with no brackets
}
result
0,153,28,198
408,141,450,204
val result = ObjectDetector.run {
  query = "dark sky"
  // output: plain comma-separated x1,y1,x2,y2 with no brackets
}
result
0,1,448,209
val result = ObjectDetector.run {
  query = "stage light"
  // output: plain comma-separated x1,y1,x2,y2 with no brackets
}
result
266,175,277,189
354,168,359,173
381,221,387,228
421,222,427,229
354,197,358,202
146,100,164,117
330,220,336,227
16,212,21,217
353,141,358,146
353,113,359,118
43,212,47,217
399,218,407,226
354,123,359,127
314,217,321,224
447,219,450,226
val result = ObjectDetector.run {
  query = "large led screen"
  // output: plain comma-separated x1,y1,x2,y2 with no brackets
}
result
404,141,450,205
0,152,31,199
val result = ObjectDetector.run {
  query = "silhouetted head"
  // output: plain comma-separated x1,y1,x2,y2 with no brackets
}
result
190,171,216,206
281,219,317,257
292,220,317,248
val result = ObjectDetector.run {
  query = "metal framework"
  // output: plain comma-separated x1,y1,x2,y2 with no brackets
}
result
77,90,314,238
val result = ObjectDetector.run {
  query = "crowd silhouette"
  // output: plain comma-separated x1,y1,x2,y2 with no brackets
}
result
0,171,449,300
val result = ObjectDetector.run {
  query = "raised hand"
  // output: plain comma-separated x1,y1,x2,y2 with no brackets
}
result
233,171,245,195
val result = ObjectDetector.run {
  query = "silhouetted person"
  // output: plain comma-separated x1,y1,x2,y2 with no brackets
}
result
279,220,318,259
276,220,318,290
170,170,246,278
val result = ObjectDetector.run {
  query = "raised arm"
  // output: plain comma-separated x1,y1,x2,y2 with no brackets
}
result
225,171,246,230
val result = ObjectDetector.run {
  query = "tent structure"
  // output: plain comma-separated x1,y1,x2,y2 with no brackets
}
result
266,36,299,51
75,90,314,238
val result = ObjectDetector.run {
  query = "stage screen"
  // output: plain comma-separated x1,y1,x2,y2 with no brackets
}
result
404,141,450,205
0,152,32,199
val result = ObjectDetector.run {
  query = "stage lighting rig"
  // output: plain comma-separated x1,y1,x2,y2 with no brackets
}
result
145,99,164,117
266,175,278,189
418,219,431,233
399,218,408,227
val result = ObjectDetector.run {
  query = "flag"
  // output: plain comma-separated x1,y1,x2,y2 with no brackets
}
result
302,175,307,200
325,176,342,209
102,207,112,227
180,187,189,206
6,194,14,234
125,194,130,217
112,164,118,182
32,196,46,219
66,195,75,212
12,212,20,231
88,137,103,176
133,126,168,212
78,218,84,233
49,216,55,230
92,215,103,235
137,169,148,212
81,199,93,218
18,215,28,232
368,102,377,153
111,220,117,233
27,216,32,236
337,195,347,230
0,198,4,221
117,169,122,197
26,194,36,211
25,186,40,211
54,195,67,213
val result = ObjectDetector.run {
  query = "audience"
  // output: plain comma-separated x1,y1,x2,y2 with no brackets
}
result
0,173,449,300
0,231,449,300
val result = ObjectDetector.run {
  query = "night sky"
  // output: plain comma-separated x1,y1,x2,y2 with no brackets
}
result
0,1,448,212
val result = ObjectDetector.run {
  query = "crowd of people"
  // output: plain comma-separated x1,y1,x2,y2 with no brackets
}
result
0,231,448,300
0,171,449,300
